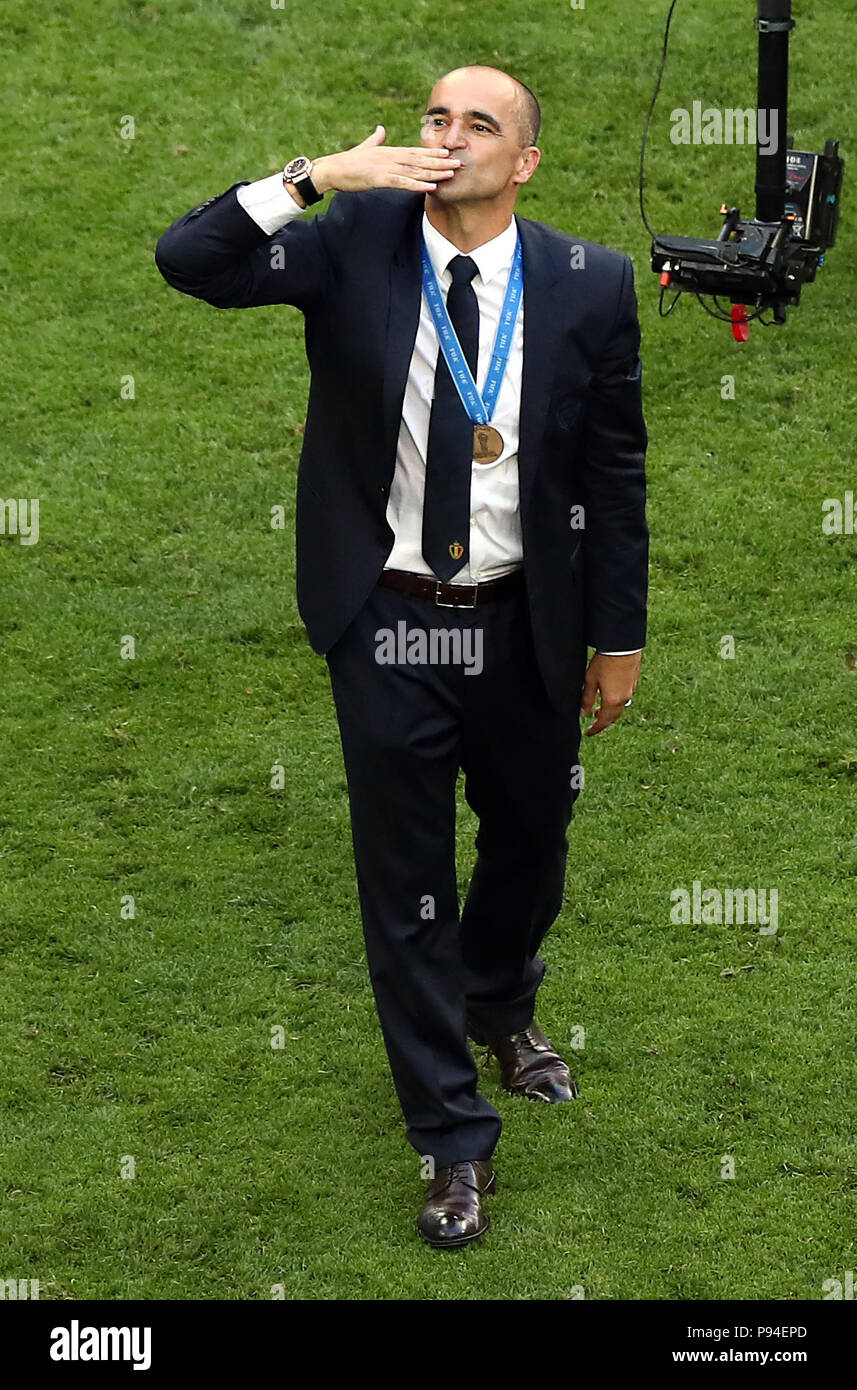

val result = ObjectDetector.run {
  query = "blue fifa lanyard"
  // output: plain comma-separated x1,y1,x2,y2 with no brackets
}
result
420,232,523,426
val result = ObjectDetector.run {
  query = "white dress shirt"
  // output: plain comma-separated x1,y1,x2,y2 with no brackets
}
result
236,173,640,655
388,211,525,585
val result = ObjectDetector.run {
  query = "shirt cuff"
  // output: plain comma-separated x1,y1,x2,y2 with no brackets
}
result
235,173,307,235
596,649,643,656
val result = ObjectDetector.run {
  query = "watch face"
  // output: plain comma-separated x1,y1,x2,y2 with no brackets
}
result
285,157,310,180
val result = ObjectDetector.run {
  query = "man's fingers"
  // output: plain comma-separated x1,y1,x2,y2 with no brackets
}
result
583,701,626,737
579,671,599,718
336,137,461,193
399,154,461,178
359,147,462,190
379,160,459,191
387,174,441,191
401,146,458,162
390,149,462,171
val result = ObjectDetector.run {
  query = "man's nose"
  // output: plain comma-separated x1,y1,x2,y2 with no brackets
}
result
442,119,468,148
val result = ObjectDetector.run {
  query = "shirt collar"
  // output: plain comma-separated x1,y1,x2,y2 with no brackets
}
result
421,211,518,287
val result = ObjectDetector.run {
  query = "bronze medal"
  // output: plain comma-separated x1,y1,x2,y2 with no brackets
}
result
473,424,504,465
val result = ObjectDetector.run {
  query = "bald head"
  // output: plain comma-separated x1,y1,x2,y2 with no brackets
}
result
438,65,541,148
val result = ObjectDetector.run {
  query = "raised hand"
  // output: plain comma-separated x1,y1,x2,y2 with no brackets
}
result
310,126,461,194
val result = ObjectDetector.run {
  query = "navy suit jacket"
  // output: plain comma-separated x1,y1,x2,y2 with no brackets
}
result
155,184,649,715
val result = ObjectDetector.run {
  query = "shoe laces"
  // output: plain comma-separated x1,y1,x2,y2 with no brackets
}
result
445,1161,482,1189
516,1025,550,1052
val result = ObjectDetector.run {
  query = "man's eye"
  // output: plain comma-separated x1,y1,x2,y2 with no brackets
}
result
473,124,490,133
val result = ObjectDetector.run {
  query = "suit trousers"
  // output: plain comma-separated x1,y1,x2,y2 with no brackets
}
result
324,575,585,1167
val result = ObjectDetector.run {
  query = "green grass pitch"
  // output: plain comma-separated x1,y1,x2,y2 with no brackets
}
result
1,0,855,1299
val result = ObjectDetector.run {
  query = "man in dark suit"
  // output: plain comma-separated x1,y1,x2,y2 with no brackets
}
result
155,64,648,1249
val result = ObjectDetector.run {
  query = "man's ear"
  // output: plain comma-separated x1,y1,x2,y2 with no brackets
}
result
512,146,541,186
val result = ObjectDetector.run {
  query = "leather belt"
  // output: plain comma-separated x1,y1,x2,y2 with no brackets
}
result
377,567,524,610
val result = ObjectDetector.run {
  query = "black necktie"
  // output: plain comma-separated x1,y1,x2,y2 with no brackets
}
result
422,255,479,581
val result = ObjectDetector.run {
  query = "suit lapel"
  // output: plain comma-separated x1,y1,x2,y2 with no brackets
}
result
515,214,563,516
382,201,424,469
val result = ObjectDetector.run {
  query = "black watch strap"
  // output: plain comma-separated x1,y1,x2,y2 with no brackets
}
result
292,171,323,206
284,158,324,206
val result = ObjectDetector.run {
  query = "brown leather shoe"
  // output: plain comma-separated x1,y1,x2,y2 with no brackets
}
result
417,1160,496,1249
485,1021,579,1103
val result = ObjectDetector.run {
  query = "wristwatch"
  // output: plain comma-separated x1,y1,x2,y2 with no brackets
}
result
282,155,323,206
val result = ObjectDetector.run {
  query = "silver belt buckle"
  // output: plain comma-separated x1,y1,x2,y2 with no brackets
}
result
434,579,478,609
